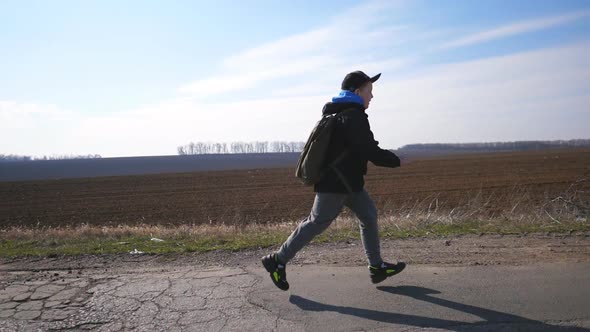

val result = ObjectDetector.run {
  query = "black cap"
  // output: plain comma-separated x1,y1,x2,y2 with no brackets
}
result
341,71,381,91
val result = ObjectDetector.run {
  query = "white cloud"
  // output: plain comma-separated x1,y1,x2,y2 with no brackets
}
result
441,10,590,49
371,42,590,146
222,28,337,69
0,101,67,116
0,101,76,133
63,94,328,157
178,55,334,96
4,42,589,157
0,101,83,156
178,1,409,98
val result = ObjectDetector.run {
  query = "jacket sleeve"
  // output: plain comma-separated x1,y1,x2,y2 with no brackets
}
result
344,111,401,168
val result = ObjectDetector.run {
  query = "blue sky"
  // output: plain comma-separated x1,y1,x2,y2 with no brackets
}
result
1,0,589,157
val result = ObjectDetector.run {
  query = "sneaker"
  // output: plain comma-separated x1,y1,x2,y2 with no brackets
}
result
369,261,406,284
261,254,289,291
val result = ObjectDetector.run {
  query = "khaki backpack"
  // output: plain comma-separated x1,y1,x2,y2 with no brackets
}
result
295,109,355,187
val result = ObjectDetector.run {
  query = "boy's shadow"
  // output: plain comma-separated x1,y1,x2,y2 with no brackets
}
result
289,286,588,331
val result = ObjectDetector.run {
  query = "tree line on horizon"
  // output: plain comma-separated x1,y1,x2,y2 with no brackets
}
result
398,139,590,152
178,139,590,155
177,141,306,155
0,154,102,162
2,139,587,161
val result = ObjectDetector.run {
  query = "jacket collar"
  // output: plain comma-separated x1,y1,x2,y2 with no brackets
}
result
321,101,365,116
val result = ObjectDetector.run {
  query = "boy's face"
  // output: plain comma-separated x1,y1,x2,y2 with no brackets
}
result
355,82,373,109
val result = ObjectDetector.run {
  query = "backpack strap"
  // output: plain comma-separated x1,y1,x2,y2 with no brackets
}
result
330,163,353,193
324,107,358,194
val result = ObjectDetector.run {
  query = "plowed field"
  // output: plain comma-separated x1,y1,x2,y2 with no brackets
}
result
1,149,589,228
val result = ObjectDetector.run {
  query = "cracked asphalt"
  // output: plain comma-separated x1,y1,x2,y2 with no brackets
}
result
1,234,590,331
0,265,296,331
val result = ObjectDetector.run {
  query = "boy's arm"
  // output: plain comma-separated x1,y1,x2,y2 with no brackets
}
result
344,111,400,168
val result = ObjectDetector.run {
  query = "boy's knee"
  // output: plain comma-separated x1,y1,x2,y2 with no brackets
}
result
359,210,378,228
365,207,378,222
309,210,340,224
309,216,336,229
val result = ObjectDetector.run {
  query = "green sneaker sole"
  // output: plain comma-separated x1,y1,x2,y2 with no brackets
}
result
261,255,289,291
370,262,406,284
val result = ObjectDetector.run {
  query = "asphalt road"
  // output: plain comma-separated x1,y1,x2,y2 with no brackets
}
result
249,263,590,331
1,261,589,331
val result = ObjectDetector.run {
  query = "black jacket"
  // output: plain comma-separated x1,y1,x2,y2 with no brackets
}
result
314,102,401,193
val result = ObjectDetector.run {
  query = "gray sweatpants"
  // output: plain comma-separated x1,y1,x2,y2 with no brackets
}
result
276,189,382,266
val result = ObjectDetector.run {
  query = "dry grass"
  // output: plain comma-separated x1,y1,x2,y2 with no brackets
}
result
377,178,588,230
0,222,294,242
1,180,587,258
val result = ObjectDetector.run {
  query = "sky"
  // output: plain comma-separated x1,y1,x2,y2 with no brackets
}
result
1,0,589,157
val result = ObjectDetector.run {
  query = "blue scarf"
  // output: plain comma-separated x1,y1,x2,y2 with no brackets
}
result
332,90,364,105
